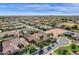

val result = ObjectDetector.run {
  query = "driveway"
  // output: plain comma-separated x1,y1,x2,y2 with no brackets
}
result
32,37,70,55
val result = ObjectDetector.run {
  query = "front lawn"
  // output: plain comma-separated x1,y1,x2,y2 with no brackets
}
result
54,44,79,55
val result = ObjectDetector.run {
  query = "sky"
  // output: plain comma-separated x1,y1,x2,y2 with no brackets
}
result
0,3,79,15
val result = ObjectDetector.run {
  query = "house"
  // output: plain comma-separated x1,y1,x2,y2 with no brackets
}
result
63,32,75,36
2,38,29,54
73,35,79,41
45,28,67,37
25,32,48,45
75,20,79,24
64,32,79,41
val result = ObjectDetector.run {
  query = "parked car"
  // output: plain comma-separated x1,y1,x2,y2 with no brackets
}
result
38,49,44,55
51,44,54,47
47,46,51,51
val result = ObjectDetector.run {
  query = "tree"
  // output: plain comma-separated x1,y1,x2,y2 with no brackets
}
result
4,34,8,38
47,33,53,37
57,34,60,37
23,47,28,53
13,50,24,55
62,49,68,55
28,44,37,54
21,30,25,35
58,48,68,55
17,44,24,49
39,41,45,49
46,38,53,44
39,35,44,40
71,44,76,50
72,25,78,29
65,26,71,30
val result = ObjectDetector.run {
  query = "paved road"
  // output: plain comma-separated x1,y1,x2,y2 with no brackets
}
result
32,37,70,55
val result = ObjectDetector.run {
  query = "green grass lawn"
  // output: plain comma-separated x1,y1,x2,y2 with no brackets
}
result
54,44,79,55
70,29,79,33
75,45,79,51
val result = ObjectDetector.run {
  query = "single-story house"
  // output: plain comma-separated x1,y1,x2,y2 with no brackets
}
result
24,32,49,45
45,28,67,37
2,38,29,54
64,32,79,41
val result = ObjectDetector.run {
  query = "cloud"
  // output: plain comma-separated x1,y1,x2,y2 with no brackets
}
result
15,4,54,11
15,3,79,14
0,3,79,15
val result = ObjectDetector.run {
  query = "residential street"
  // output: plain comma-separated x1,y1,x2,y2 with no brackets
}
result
32,37,70,55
